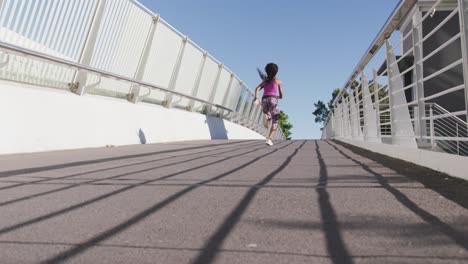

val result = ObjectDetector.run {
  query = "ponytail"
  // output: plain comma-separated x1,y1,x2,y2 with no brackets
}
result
257,63,278,82
257,68,267,81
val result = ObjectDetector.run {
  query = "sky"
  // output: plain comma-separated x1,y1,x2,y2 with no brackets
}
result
138,0,400,139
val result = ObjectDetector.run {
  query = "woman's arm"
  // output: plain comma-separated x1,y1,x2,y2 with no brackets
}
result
278,80,283,99
254,81,265,100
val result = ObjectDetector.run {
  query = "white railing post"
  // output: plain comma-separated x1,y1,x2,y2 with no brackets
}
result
231,81,246,123
373,68,381,139
457,0,468,130
335,102,342,138
243,99,253,126
349,88,361,139
70,0,107,95
429,104,435,147
228,80,243,121
456,123,460,154
219,73,234,116
204,63,223,114
412,10,428,142
231,81,243,109
250,106,259,130
342,96,350,138
254,106,262,129
250,104,260,129
385,40,417,148
188,52,207,111
362,72,380,142
128,14,160,103
164,36,188,108
221,74,234,107
235,88,248,123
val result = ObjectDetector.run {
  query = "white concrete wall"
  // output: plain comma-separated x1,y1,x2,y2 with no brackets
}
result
0,80,264,154
336,138,468,181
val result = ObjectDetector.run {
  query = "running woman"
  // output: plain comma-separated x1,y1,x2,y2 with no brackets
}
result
254,63,283,146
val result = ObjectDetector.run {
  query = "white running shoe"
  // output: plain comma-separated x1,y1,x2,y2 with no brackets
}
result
265,139,273,146
263,114,269,128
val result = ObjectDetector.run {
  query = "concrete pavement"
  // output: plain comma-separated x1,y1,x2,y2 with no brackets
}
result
0,140,467,264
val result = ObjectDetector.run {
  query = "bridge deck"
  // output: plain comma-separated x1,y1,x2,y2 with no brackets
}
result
0,140,467,264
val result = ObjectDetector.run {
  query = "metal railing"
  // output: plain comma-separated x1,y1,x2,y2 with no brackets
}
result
0,0,285,140
322,0,468,156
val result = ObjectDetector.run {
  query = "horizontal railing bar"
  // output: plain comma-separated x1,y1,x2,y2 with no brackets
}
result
414,0,445,29
420,59,463,83
392,99,418,109
389,46,414,68
391,65,416,81
421,84,465,102
423,136,468,141
416,6,459,46
431,103,468,126
0,40,233,112
422,110,467,120
418,33,461,65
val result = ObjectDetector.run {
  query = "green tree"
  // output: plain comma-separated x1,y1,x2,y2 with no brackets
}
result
327,88,341,112
278,110,293,140
312,100,329,124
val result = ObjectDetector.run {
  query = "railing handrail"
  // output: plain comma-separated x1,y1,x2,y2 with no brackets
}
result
430,103,468,127
0,40,234,112
0,0,286,140
332,0,419,108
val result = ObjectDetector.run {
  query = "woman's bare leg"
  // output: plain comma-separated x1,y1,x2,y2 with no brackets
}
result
268,126,276,140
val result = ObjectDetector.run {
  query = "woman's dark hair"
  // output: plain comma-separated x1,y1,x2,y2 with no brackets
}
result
257,63,278,82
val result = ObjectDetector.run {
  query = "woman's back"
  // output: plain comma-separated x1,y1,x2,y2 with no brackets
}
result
263,79,279,97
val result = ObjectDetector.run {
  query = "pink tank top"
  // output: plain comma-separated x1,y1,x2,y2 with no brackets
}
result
263,80,278,97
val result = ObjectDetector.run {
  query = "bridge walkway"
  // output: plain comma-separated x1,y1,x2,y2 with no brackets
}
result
0,140,467,264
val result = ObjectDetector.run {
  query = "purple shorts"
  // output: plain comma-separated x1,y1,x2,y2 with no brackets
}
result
261,96,280,129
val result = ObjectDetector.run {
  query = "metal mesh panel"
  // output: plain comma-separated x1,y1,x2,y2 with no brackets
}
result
192,57,218,112
87,0,152,97
212,68,231,105
173,42,204,109
141,21,183,103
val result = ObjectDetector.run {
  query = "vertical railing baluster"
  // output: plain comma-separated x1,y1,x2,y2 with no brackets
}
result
229,80,243,121
128,14,160,103
373,69,381,139
430,105,435,147
386,40,417,147
219,73,234,117
243,95,253,125
204,63,223,114
71,0,107,95
188,52,208,111
164,36,188,108
457,0,468,131
412,10,427,143
456,123,460,155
